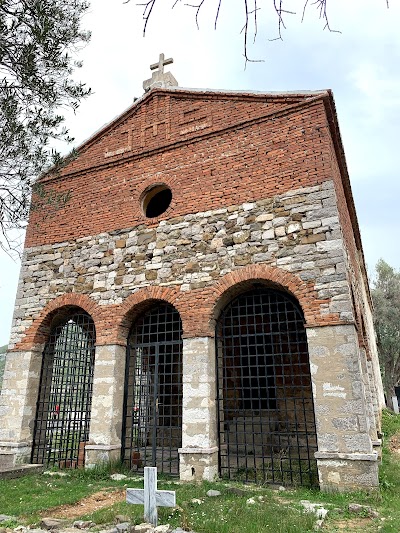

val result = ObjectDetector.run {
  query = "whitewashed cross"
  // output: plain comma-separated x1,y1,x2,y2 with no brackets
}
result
126,467,176,526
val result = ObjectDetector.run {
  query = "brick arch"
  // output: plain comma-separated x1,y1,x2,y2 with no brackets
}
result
114,285,187,344
14,293,102,350
197,264,325,337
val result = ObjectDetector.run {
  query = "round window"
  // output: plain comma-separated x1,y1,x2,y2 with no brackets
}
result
142,184,172,218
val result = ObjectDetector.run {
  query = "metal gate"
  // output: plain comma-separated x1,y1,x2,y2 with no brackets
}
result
31,311,95,468
216,288,318,486
122,304,183,476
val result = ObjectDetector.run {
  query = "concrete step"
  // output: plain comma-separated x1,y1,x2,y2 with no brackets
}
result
0,464,44,480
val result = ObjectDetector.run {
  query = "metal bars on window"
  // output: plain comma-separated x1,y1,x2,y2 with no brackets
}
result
216,289,318,487
122,304,183,476
31,311,96,468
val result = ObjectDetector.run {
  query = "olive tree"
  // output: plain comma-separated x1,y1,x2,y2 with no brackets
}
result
372,259,400,410
0,0,91,253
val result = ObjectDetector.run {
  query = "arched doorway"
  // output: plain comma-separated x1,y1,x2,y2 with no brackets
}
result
31,310,96,468
122,303,183,476
216,288,318,486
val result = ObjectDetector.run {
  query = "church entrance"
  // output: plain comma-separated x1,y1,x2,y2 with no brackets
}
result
122,303,183,476
31,310,96,468
216,288,318,486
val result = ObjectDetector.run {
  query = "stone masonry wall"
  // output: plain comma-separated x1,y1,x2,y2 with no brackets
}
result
10,180,352,350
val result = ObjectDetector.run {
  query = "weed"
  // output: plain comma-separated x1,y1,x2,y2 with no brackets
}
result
0,411,399,533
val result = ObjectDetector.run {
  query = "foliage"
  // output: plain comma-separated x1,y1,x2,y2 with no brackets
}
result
0,0,91,253
371,260,400,410
1,413,400,533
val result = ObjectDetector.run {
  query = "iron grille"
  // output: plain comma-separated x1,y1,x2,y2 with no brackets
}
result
216,289,318,486
122,303,183,476
31,311,96,468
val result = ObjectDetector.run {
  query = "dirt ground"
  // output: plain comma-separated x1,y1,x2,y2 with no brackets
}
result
388,433,400,455
323,517,379,532
44,490,126,519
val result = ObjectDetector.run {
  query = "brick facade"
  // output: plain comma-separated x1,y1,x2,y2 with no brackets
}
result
0,87,385,490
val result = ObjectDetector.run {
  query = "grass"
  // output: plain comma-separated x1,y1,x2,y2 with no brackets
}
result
1,411,400,532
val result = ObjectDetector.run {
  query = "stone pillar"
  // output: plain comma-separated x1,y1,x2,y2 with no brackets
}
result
85,344,126,467
307,324,379,491
179,337,218,481
0,347,43,466
359,348,379,441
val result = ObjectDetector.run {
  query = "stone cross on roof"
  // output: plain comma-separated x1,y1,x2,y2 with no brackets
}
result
150,53,173,75
143,52,178,92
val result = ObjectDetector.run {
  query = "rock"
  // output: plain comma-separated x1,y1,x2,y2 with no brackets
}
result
0,528,7,533
13,527,27,533
73,521,95,529
115,516,130,524
171,529,197,533
314,519,324,530
233,231,250,244
115,523,131,533
43,471,69,477
206,490,221,497
348,504,379,518
246,497,256,505
133,524,154,533
278,486,286,492
40,519,67,531
300,501,328,519
0,516,16,523
110,473,127,481
154,526,170,533
191,498,203,504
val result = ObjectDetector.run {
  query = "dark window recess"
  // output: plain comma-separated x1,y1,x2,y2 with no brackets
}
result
31,311,95,468
145,188,172,218
122,303,183,476
216,288,318,487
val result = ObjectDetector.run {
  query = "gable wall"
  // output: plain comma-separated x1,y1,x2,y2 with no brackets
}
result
47,94,301,176
26,100,331,247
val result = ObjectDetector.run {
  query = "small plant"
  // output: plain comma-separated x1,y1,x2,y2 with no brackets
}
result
0,412,399,532
0,519,19,529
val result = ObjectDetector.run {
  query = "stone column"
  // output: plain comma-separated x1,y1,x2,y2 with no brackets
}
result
179,337,218,481
307,324,379,491
85,344,126,467
0,347,43,467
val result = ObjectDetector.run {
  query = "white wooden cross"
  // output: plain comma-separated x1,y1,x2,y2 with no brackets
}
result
126,467,176,526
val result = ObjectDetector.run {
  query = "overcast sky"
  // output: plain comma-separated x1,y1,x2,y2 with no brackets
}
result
1,0,399,346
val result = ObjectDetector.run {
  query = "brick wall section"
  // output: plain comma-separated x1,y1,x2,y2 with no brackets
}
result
13,263,337,350
11,181,350,350
26,96,331,247
11,88,369,354
39,91,320,178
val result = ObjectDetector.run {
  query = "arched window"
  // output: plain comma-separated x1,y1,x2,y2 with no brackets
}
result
216,288,318,486
31,310,96,468
122,303,183,476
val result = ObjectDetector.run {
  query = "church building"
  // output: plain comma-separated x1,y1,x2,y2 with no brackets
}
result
0,56,385,490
